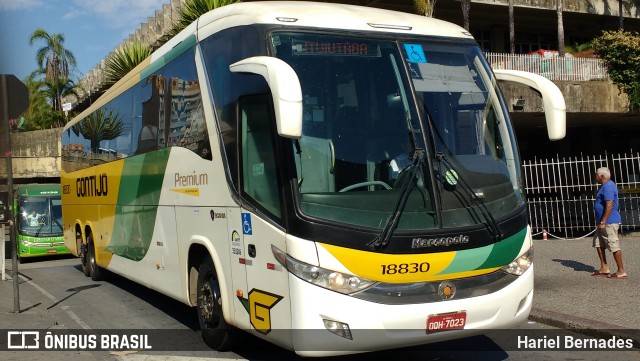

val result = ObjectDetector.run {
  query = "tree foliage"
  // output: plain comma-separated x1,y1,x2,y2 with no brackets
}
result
592,30,640,111
413,0,437,17
105,41,153,85
170,0,241,36
29,28,77,113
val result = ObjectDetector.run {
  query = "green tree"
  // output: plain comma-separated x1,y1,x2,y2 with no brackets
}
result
23,70,79,129
170,0,241,36
22,72,50,130
105,41,153,86
592,30,640,111
76,108,125,153
29,28,77,113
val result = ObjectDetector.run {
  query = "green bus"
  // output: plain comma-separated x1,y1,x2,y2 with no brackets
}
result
15,184,68,260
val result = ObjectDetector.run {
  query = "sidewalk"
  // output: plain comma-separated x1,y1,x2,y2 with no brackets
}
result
529,233,640,347
1,235,639,351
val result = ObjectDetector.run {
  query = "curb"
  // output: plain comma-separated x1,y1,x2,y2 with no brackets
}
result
529,308,640,349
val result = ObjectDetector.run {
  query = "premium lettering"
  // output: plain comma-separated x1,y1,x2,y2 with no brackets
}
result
411,235,469,249
76,174,108,197
175,172,208,187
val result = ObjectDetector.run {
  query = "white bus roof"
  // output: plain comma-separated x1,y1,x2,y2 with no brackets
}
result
157,1,474,61
67,1,474,130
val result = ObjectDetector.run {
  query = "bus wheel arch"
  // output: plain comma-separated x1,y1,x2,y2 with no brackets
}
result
76,224,89,277
189,243,236,351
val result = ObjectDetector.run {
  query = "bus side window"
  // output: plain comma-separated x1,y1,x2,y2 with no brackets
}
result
240,95,282,218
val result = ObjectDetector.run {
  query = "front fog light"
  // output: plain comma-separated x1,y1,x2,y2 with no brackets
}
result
501,248,533,276
323,319,352,340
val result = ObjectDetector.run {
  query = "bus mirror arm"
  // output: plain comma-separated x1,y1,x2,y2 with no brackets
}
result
493,69,566,141
230,56,303,139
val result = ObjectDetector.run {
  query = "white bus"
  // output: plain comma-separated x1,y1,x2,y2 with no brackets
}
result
61,1,565,356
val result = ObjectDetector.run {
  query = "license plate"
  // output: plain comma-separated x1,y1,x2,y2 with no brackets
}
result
426,311,466,333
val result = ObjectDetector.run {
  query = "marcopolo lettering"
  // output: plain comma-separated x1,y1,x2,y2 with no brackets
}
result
411,235,469,249
76,174,108,197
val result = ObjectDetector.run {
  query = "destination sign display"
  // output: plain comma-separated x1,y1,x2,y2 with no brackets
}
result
292,40,381,57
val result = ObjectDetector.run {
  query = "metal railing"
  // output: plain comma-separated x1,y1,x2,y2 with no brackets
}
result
522,151,640,237
487,52,609,81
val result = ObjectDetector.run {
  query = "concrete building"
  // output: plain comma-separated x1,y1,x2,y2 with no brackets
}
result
4,0,640,231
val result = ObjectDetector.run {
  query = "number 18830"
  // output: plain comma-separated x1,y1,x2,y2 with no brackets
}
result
381,262,430,275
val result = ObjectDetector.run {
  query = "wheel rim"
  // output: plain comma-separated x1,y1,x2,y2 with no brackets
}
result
199,276,221,328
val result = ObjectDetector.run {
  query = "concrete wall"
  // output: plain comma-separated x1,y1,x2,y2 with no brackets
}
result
499,79,628,113
0,128,62,188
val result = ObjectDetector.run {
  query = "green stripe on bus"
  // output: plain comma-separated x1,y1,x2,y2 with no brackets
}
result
442,243,494,274
477,227,527,269
108,149,171,261
440,227,527,274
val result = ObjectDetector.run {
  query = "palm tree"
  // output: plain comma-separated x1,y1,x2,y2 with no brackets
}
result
41,78,80,127
105,41,153,85
413,0,437,17
29,28,77,113
461,0,471,31
170,0,241,36
77,108,124,153
22,72,50,130
557,0,565,56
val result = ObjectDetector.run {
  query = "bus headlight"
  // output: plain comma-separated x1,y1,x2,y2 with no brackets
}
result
272,245,376,294
501,247,533,276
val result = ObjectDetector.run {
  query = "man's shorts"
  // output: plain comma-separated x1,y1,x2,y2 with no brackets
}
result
593,224,621,253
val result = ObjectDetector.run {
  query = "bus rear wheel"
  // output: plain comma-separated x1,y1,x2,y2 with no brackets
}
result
197,256,234,351
78,233,90,277
87,235,105,281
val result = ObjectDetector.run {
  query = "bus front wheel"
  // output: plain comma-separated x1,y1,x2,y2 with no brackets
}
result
197,256,234,351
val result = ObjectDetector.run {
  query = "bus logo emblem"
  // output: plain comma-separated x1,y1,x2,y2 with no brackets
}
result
438,281,456,300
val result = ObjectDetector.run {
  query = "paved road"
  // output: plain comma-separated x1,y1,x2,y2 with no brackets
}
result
1,233,639,360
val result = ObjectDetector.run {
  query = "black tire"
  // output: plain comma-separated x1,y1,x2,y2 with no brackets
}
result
87,235,105,281
78,234,90,277
197,256,235,351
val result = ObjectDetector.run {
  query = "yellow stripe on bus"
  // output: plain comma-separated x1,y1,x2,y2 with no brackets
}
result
61,159,126,267
318,243,493,283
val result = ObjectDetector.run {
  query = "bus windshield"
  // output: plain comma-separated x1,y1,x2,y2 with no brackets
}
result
271,32,523,231
18,196,63,236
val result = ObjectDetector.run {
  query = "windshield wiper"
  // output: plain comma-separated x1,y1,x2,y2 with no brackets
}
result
435,152,503,241
369,149,425,250
35,222,46,237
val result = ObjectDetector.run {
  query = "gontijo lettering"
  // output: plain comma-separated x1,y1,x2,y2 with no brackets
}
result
76,174,108,197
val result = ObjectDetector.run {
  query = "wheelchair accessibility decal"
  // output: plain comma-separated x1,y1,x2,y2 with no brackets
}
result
242,213,253,235
404,43,427,63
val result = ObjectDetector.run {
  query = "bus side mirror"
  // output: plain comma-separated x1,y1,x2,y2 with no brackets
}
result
493,69,566,141
230,56,303,139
